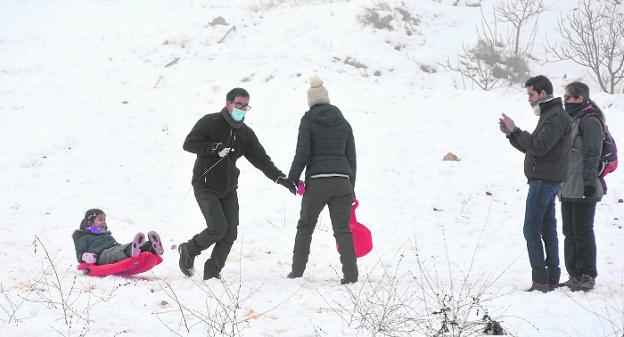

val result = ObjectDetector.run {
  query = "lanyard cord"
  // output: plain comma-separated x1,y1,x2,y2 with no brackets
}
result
164,129,235,227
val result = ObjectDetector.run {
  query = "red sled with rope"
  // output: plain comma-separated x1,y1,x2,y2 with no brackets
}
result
338,198,373,258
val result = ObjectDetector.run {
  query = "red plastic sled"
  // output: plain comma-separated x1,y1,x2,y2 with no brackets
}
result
337,198,373,258
77,252,163,277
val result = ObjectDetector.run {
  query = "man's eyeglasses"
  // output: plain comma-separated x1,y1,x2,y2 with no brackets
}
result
232,102,252,111
563,94,577,101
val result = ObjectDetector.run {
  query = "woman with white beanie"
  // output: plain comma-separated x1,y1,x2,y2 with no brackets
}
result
286,75,358,284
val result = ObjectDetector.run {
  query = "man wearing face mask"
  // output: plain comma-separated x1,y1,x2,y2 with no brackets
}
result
498,75,572,292
178,87,296,280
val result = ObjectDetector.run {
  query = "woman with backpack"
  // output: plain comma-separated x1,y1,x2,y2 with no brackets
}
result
559,82,608,292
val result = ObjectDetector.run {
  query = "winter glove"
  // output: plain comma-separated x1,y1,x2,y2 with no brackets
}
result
217,147,235,158
82,252,97,264
296,180,305,196
210,142,235,158
276,176,297,195
583,185,596,198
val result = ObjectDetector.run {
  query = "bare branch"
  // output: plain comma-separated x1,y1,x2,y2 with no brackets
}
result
549,0,624,93
495,0,545,56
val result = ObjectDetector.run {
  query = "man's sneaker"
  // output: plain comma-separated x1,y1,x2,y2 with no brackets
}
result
559,276,581,289
178,242,196,277
577,274,595,292
147,231,164,256
130,232,146,258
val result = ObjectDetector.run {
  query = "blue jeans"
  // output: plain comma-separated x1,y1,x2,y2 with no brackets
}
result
523,180,560,270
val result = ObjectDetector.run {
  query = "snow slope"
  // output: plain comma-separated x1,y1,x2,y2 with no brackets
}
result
1,0,623,336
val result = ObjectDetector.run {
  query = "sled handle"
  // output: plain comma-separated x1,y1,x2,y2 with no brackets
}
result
351,198,359,221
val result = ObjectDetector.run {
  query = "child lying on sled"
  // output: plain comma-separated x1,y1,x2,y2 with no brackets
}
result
72,208,164,265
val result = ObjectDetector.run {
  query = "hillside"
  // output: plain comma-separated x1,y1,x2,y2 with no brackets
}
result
1,1,623,336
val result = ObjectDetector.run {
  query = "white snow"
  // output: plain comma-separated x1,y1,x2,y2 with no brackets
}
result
1,0,623,336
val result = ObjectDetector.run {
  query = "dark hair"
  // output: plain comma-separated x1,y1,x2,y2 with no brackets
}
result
80,208,104,230
588,100,606,123
525,75,553,95
85,209,104,222
565,81,590,101
226,88,249,102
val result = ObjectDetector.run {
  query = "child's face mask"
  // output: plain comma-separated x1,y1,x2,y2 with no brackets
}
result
86,226,104,234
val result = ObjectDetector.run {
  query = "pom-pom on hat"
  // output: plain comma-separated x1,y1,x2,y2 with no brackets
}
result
307,74,330,107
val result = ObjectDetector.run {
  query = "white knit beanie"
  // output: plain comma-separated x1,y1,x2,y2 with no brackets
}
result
307,75,330,107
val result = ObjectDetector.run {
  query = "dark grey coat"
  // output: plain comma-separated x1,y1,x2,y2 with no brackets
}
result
508,98,572,183
288,104,356,186
72,228,119,263
560,107,605,202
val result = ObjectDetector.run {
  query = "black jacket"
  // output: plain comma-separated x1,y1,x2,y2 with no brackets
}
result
183,108,284,197
508,98,572,183
72,219,119,263
288,104,356,186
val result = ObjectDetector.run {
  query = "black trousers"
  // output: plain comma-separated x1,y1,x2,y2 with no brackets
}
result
291,177,357,280
561,201,597,278
190,185,239,277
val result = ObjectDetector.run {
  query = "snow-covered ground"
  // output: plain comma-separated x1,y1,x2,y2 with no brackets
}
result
1,0,623,336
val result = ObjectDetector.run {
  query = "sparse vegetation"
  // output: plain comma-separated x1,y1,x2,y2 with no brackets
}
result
443,0,543,89
359,2,421,36
322,249,508,337
548,0,624,94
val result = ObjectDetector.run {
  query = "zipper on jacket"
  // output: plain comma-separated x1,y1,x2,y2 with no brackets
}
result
203,129,235,186
224,129,234,192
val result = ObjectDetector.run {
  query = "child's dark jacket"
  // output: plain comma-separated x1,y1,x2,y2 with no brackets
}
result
72,218,119,263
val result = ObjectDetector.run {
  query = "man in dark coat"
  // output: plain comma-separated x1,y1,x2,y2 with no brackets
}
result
499,75,572,292
287,75,358,284
178,88,296,279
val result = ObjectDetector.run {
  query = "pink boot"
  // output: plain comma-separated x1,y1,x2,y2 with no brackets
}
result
130,232,146,258
147,231,164,256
